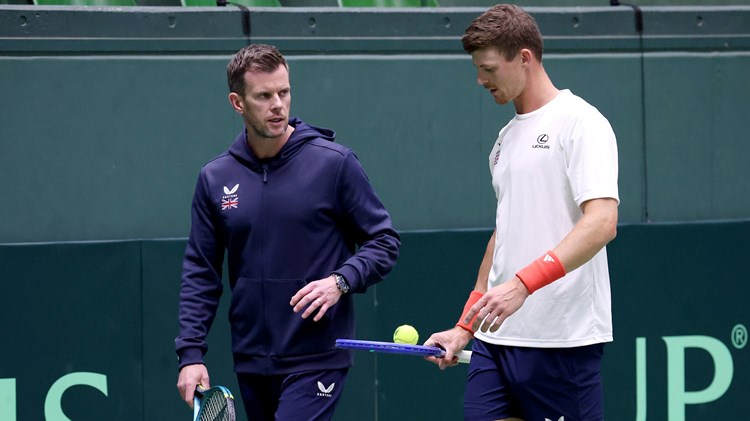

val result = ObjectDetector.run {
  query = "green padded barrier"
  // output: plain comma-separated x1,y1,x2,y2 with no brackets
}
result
280,0,338,5
339,0,437,6
604,222,750,419
34,0,136,5
182,0,279,6
0,221,749,419
439,0,750,4
0,241,143,419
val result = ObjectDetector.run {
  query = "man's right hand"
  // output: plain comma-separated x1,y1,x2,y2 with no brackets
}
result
177,364,210,408
423,326,474,370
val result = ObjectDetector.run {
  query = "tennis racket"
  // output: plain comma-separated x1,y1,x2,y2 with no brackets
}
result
335,339,472,364
193,385,236,421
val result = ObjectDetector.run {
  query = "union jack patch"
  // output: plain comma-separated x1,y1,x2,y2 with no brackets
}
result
221,197,238,210
221,184,239,211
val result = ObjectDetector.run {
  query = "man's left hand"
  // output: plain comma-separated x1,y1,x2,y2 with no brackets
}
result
464,277,529,333
290,275,341,321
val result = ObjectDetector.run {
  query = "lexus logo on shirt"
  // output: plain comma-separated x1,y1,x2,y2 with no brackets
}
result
533,133,550,149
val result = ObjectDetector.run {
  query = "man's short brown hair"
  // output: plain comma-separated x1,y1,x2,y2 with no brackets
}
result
461,4,544,62
227,44,288,95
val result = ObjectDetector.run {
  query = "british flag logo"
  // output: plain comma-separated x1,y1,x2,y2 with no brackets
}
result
221,184,239,211
221,197,238,210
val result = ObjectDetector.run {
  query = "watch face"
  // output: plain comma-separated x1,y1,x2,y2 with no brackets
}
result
336,275,349,293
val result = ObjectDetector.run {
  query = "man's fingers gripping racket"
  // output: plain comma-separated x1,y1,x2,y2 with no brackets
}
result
438,349,472,364
193,385,236,421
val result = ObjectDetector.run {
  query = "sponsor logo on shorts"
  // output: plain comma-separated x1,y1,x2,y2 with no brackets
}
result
317,381,335,398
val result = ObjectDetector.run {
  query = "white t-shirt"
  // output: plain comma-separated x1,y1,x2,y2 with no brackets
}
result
476,89,619,348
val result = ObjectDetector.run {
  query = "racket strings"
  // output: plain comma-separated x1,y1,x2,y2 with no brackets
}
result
198,391,236,421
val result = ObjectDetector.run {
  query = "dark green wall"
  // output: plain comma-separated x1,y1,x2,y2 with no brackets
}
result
1,223,748,419
1,6,749,243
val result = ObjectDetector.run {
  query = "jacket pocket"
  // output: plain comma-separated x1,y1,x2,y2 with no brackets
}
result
229,277,343,358
229,277,265,355
263,278,338,358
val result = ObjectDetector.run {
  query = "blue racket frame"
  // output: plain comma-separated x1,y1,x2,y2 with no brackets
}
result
335,339,471,363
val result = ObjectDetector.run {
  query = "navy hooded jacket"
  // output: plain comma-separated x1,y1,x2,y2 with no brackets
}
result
176,117,400,375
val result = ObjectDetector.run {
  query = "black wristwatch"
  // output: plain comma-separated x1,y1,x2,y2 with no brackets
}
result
333,273,350,294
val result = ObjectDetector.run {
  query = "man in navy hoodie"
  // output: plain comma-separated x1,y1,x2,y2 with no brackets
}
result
176,44,400,420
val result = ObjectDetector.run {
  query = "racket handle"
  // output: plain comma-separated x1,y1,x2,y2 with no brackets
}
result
437,349,472,364
193,385,204,420
457,350,472,364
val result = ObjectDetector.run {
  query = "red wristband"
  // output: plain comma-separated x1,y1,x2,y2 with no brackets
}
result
456,290,484,333
516,251,566,294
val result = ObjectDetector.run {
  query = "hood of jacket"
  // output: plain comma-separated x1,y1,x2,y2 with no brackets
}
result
228,117,336,169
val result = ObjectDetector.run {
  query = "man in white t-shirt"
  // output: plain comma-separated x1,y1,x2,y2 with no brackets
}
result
424,5,619,421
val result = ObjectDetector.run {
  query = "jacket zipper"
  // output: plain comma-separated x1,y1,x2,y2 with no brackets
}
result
260,164,270,370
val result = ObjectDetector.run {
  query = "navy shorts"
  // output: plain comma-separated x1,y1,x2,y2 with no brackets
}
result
464,340,605,421
237,368,349,421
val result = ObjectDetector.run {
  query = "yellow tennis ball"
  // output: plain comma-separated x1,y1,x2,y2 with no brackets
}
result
393,324,419,345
